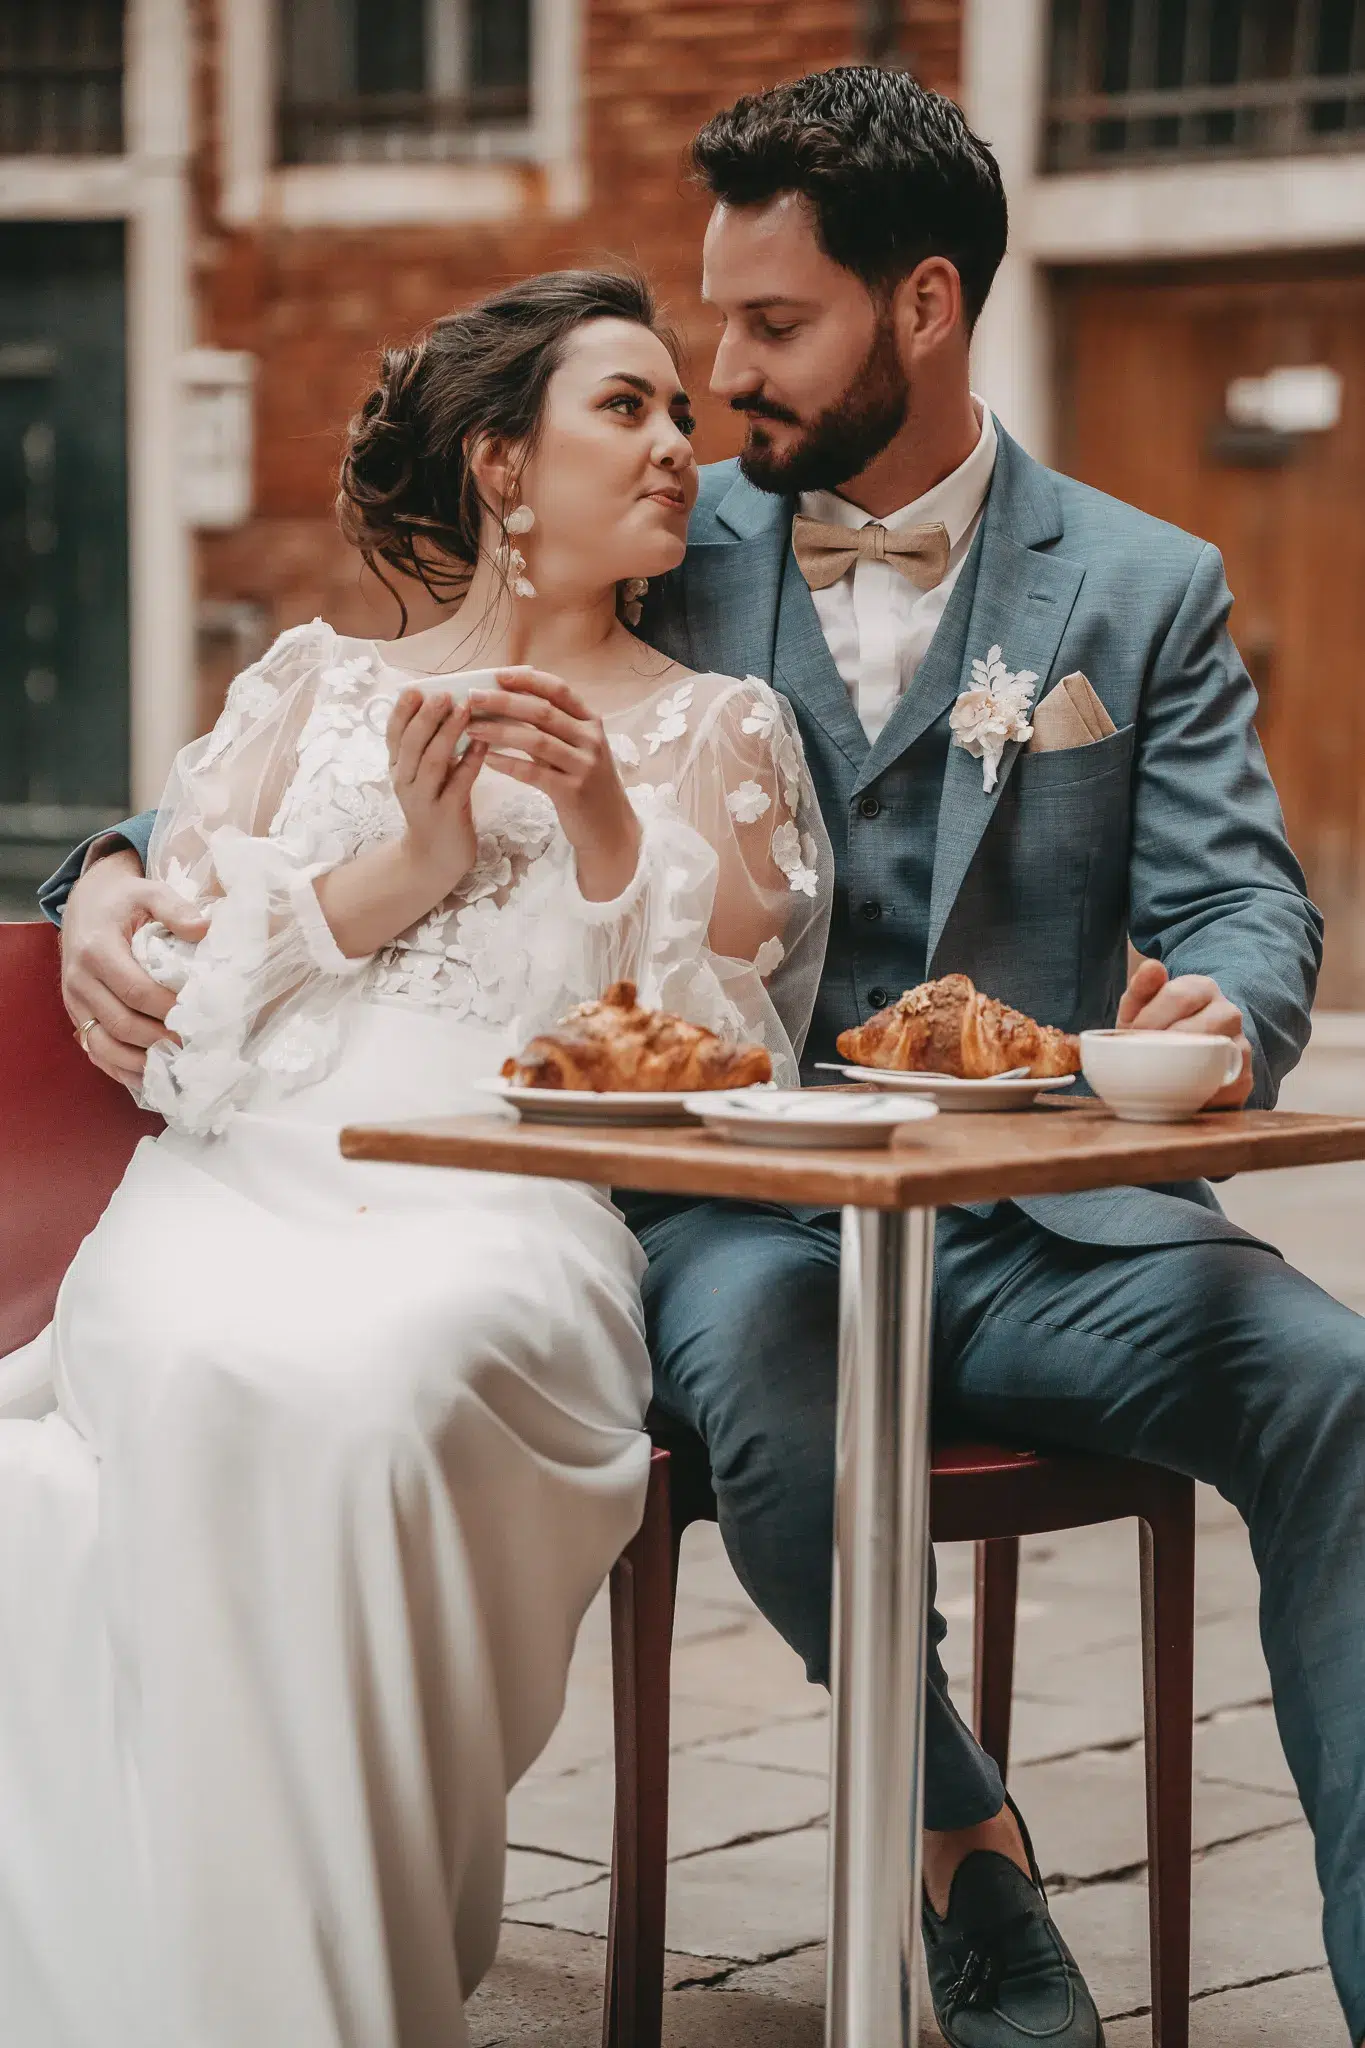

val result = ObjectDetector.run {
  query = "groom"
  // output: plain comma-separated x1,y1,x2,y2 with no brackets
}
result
627,67,1365,2048
42,66,1365,2048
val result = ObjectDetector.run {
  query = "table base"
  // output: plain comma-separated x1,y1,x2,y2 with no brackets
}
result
827,1205,936,2047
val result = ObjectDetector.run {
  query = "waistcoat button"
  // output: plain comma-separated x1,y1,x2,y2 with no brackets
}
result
858,795,881,819
860,900,883,922
868,986,890,1009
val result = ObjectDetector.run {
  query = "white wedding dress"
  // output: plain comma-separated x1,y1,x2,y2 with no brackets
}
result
0,621,831,2048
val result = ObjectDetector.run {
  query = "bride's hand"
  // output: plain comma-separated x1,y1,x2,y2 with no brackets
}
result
387,688,488,892
468,669,642,902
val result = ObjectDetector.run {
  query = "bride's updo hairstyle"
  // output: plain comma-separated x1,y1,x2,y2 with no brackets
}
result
338,268,680,629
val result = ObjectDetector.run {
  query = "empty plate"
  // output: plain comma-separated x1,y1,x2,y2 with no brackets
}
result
480,1079,706,1126
684,1090,940,1148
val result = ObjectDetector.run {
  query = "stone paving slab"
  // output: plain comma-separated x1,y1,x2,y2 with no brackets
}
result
1105,1968,1348,2047
1193,1703,1297,1797
465,1924,699,2045
509,1747,828,1866
1052,1822,1329,2020
1011,1745,1297,1884
503,1846,604,1906
513,1821,831,1960
689,1707,830,1778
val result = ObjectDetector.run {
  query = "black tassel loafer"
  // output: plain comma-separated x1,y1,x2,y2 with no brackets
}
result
920,1803,1105,2047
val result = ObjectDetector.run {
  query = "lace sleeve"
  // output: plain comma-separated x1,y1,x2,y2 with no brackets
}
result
510,675,833,1086
672,676,833,1072
132,623,385,1135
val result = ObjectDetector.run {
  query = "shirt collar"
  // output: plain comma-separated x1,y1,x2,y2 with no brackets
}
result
797,398,998,548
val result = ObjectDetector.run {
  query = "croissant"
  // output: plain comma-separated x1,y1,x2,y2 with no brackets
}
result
502,981,773,1093
836,973,1080,1080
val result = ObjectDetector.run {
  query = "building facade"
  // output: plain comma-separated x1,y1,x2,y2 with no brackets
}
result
0,0,958,886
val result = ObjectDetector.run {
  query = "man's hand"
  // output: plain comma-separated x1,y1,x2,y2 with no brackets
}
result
1117,957,1253,1108
60,848,208,1087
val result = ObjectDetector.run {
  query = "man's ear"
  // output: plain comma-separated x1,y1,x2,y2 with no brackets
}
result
892,257,964,362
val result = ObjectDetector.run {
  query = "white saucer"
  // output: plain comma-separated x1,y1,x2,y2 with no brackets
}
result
828,1066,1077,1113
480,1078,706,1126
684,1090,939,1149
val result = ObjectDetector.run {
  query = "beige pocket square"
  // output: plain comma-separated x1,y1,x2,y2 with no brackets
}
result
1028,672,1117,753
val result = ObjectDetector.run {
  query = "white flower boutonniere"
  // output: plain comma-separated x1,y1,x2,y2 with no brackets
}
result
949,644,1039,793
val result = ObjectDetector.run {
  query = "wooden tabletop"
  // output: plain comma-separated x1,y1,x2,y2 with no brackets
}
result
340,1100,1365,1212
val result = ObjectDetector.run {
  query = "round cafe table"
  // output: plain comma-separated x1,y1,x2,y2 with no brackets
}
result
341,1096,1365,2047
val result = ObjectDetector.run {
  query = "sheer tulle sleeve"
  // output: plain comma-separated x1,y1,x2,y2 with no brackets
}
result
512,675,833,1086
131,623,388,1135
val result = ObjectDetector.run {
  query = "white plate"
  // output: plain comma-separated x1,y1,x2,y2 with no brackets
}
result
828,1066,1077,1113
684,1090,940,1149
480,1078,708,1126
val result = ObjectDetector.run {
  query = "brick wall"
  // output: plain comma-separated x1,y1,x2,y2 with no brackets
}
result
191,0,964,720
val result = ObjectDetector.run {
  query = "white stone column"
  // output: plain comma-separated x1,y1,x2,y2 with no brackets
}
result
962,0,1052,462
125,0,195,807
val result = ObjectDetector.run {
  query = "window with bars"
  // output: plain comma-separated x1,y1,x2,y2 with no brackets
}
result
277,0,533,166
1046,1,1365,171
0,0,124,157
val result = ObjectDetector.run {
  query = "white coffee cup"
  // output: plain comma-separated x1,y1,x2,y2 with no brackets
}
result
373,669,502,758
390,666,501,701
1079,1029,1243,1123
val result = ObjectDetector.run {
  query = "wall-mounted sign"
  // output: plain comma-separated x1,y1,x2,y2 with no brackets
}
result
180,348,256,528
1225,365,1343,437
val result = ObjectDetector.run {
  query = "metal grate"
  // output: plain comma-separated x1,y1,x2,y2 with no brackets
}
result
278,0,532,166
0,0,124,156
1046,0,1365,170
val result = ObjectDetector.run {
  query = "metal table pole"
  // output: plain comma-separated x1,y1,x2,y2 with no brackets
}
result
826,1206,936,2048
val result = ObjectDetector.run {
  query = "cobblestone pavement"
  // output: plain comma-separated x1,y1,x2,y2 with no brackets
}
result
471,1034,1365,2045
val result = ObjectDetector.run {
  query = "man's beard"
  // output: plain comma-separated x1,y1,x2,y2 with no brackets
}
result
735,317,909,496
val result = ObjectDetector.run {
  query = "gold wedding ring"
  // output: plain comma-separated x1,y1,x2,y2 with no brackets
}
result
76,1018,98,1053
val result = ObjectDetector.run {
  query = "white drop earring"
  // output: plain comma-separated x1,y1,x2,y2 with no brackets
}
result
620,577,648,626
502,502,537,598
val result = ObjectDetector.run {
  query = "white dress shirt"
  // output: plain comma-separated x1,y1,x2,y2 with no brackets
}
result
798,400,998,743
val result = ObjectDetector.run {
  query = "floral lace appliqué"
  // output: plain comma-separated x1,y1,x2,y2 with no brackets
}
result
645,683,694,755
369,785,556,1022
772,821,821,898
727,780,772,825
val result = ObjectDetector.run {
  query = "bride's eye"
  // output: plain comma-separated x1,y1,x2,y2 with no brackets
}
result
604,393,643,418
674,412,697,438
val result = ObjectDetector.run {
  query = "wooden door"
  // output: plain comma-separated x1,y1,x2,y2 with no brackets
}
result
1055,255,1365,1008
0,222,129,893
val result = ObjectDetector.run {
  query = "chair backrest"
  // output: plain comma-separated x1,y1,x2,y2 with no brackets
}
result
0,921,162,1354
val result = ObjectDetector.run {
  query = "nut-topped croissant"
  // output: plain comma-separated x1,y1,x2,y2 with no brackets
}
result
502,982,773,1093
836,973,1080,1080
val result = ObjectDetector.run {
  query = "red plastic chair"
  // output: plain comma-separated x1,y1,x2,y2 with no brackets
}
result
604,1417,1195,2048
0,920,162,1354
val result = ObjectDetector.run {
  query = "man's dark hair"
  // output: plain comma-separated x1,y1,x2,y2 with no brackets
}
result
689,66,1008,329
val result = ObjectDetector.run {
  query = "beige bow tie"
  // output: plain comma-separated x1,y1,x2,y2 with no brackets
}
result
791,515,951,593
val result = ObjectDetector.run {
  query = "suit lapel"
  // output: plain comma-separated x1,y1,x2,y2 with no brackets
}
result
924,438,1086,966
688,473,867,769
772,542,869,770
677,533,784,688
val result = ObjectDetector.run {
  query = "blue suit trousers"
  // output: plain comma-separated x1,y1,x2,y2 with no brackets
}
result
625,1193,1365,2041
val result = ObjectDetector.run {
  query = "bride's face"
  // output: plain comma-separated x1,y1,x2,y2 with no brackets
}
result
506,318,698,595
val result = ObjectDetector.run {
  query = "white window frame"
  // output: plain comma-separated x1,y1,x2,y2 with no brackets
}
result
220,0,585,227
0,0,196,811
964,0,1365,464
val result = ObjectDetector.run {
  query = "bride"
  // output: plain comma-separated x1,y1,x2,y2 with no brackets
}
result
0,270,831,2048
